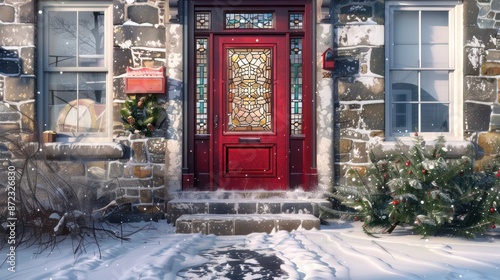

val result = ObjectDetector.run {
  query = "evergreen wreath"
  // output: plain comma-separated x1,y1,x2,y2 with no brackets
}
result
120,94,162,137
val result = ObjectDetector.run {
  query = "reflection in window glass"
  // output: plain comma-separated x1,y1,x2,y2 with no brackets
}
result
43,4,109,136
49,72,107,133
48,10,105,68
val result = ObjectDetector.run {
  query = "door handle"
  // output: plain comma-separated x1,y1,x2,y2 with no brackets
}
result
214,114,218,129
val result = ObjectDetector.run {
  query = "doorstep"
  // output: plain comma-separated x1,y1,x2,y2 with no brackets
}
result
175,213,320,235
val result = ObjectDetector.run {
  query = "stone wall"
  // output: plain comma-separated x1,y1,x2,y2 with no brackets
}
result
332,0,385,181
332,0,500,179
466,0,500,170
0,0,36,144
0,0,177,219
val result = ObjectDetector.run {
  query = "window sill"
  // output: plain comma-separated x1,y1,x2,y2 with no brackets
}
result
43,142,124,161
370,138,473,160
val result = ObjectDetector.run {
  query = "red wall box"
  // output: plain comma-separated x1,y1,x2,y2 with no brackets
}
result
125,66,166,94
321,48,335,70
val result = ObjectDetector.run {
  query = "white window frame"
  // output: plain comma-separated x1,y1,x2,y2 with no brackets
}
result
385,1,463,140
37,1,113,142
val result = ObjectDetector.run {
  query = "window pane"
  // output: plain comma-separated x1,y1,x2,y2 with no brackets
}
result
49,72,107,133
421,103,449,132
48,11,77,67
421,71,449,102
391,103,418,133
421,11,449,68
394,11,418,68
391,71,418,101
78,11,105,67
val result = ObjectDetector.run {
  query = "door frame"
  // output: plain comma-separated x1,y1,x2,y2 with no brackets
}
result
183,0,316,191
213,35,289,190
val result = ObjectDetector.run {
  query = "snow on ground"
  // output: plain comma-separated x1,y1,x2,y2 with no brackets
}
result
1,220,499,280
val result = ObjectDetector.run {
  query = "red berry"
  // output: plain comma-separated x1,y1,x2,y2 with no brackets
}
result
405,160,411,167
422,169,428,175
392,199,400,205
492,224,496,229
408,170,413,175
490,207,496,213
354,217,359,221
496,171,500,178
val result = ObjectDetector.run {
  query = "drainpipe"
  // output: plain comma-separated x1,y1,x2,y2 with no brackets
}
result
182,0,189,175
312,1,317,171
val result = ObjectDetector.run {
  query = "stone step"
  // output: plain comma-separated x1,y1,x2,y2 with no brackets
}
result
166,197,331,223
175,214,320,235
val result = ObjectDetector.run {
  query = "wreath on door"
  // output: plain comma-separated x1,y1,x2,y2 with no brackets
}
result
120,94,162,137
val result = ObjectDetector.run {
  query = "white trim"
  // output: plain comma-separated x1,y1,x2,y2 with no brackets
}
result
385,1,463,141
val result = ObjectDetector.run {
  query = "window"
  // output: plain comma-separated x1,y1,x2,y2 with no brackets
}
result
385,1,462,139
38,2,112,139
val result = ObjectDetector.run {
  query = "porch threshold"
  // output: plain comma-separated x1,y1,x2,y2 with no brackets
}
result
175,213,320,235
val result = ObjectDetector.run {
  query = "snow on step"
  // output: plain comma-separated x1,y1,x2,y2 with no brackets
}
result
175,214,320,235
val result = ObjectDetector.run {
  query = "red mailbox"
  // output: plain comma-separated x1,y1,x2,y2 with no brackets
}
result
322,48,335,70
125,66,165,94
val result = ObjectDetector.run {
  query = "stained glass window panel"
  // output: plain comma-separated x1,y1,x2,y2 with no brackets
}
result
196,38,208,134
290,38,303,134
289,13,303,30
195,12,211,30
227,48,272,131
225,13,273,29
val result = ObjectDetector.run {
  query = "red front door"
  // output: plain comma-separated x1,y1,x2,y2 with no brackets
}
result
213,35,288,190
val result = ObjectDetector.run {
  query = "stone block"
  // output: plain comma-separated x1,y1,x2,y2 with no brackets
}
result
339,4,372,23
339,108,360,128
478,132,500,155
361,103,385,130
257,202,281,214
175,221,193,233
114,25,166,48
464,26,496,50
0,59,20,75
0,5,15,22
0,102,20,122
336,25,384,47
337,77,384,101
209,202,237,214
467,77,498,104
5,76,35,102
140,189,152,203
481,62,500,76
282,202,313,214
147,138,166,154
235,219,275,235
465,102,491,132
113,47,133,76
113,1,125,25
134,165,152,178
237,202,257,214
131,141,148,163
351,141,369,164
208,220,234,235
277,219,301,232
192,220,208,234
335,58,360,77
191,202,208,214
339,139,353,154
464,47,482,76
370,47,385,76
127,5,159,25
19,101,35,132
0,24,34,46
301,219,321,230
20,47,35,75
108,162,124,178
19,1,35,23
